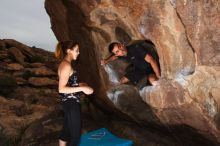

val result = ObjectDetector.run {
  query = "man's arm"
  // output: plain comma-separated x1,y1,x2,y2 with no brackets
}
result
144,54,161,78
101,54,118,65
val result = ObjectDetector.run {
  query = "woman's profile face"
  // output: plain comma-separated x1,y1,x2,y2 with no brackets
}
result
68,44,80,60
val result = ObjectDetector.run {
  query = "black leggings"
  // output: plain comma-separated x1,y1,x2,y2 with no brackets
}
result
59,99,81,146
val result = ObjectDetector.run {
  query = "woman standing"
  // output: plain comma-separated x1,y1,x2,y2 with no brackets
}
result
55,40,94,146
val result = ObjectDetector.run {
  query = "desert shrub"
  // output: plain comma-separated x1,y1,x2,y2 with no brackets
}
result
22,70,32,80
29,55,45,63
0,75,17,96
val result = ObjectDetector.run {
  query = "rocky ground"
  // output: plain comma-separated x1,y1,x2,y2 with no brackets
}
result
0,39,60,145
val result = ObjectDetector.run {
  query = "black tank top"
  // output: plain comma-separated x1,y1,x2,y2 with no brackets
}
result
59,71,80,102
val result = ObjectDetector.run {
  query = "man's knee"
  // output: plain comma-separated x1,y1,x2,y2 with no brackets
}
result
120,76,130,84
148,74,158,85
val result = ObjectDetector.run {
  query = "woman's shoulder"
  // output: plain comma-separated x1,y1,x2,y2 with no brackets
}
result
58,61,72,72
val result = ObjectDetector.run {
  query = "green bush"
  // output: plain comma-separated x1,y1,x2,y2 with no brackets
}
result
0,76,17,96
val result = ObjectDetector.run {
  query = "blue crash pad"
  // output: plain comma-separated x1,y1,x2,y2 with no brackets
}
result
79,128,133,146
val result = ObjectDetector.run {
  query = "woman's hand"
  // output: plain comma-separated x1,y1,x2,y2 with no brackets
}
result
81,86,94,95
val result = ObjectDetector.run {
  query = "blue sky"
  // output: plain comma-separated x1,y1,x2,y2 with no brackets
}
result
0,0,57,52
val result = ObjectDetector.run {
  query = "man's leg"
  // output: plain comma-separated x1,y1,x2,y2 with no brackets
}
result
124,65,145,85
147,73,158,86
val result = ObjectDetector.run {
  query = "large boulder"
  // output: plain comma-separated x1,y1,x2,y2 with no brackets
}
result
8,47,26,65
7,63,24,71
3,39,35,58
45,0,220,144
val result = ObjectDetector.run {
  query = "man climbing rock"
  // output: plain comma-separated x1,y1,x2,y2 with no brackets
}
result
101,40,161,86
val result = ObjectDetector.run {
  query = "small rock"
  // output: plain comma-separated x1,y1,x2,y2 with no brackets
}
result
16,77,28,85
4,39,35,57
3,59,13,63
9,47,26,64
27,66,56,76
29,62,45,68
7,63,24,71
28,77,58,86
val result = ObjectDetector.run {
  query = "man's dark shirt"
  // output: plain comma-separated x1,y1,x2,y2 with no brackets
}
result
121,43,154,74
117,41,160,84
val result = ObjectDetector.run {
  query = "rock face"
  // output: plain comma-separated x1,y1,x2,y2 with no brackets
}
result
45,0,220,145
0,39,60,145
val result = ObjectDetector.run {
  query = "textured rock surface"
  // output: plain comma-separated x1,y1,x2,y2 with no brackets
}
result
26,66,56,76
28,77,58,86
176,0,220,65
45,0,220,144
0,39,60,145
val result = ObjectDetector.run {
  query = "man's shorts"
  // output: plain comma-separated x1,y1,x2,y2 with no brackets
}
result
124,64,154,85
